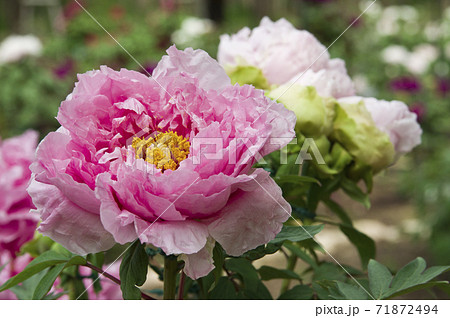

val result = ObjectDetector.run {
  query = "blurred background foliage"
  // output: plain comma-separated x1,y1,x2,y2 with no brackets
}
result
0,0,449,280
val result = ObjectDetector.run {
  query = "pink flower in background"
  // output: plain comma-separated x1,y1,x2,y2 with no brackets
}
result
0,130,39,258
339,97,422,154
410,102,426,123
218,17,330,86
218,17,354,98
29,46,295,279
80,262,122,300
0,253,32,300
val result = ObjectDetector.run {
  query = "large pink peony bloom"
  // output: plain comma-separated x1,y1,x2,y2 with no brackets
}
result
0,130,39,257
218,17,355,98
339,97,422,154
29,46,296,279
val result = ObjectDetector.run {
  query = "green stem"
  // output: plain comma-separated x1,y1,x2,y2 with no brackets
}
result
280,253,297,294
177,271,186,300
163,256,179,300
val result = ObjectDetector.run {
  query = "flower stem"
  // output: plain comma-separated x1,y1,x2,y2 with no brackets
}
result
83,262,155,300
177,271,186,300
280,253,297,294
163,256,179,300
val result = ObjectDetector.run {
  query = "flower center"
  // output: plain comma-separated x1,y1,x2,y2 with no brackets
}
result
132,131,190,171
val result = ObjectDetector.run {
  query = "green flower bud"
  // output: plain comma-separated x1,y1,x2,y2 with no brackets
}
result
331,100,395,173
226,65,269,89
268,85,335,137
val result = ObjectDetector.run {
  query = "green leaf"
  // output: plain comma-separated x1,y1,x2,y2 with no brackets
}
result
284,243,318,270
386,258,450,299
119,241,148,300
341,177,371,209
212,243,225,284
368,258,450,299
243,281,272,300
243,242,282,261
274,175,321,186
278,285,313,300
0,251,71,292
387,281,449,299
333,281,370,300
69,276,89,300
323,199,353,225
32,263,66,300
340,225,375,269
313,263,346,282
258,266,301,281
208,277,237,300
9,270,48,300
225,258,259,293
270,225,324,244
368,259,393,299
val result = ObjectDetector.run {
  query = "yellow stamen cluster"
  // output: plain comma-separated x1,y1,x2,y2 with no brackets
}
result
132,131,190,171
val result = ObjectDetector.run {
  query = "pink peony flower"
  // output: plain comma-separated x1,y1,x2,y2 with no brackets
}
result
218,17,355,98
29,46,296,279
0,130,39,257
218,17,330,86
339,97,422,154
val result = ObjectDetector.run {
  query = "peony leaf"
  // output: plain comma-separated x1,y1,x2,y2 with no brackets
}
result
212,243,225,284
225,258,259,292
32,263,66,300
258,266,301,281
270,224,324,244
274,175,321,185
284,242,318,270
385,258,449,299
9,270,48,300
208,277,238,300
323,198,353,226
333,281,370,300
242,280,272,300
278,285,313,300
368,258,450,299
339,225,375,270
0,251,71,292
243,242,282,261
340,177,371,209
119,241,148,300
368,259,392,299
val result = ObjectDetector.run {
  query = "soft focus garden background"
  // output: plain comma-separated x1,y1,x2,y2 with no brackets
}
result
0,0,449,298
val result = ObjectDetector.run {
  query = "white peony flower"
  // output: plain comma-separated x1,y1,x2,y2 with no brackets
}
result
171,17,214,46
288,59,355,99
381,45,410,65
218,17,330,86
218,17,355,99
405,44,439,75
339,96,422,155
0,34,42,65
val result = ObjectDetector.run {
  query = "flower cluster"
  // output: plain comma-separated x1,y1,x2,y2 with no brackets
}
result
219,17,422,178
